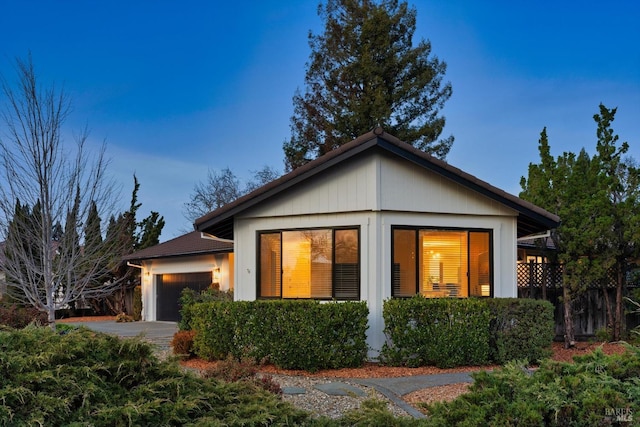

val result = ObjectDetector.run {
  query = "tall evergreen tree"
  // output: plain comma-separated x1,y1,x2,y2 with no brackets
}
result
137,211,165,251
97,175,165,315
283,0,453,171
589,105,640,340
84,200,103,251
520,104,639,344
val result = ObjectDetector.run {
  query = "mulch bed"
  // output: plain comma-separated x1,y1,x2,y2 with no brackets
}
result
549,340,627,363
57,316,118,323
181,341,630,379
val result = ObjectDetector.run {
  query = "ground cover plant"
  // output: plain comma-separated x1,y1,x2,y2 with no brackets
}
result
423,345,640,426
0,326,309,426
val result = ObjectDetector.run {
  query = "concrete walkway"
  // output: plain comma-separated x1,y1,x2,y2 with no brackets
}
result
70,320,474,419
353,373,473,418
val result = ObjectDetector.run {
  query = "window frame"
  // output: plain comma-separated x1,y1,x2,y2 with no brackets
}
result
391,226,493,298
256,226,361,301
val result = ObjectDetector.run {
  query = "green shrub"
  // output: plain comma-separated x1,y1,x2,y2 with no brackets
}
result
191,300,369,371
190,300,236,361
178,286,233,330
0,326,309,426
424,346,640,426
486,298,554,364
380,296,491,368
380,297,554,368
595,326,611,342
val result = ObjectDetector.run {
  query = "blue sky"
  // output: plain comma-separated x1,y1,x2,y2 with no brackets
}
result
1,1,638,240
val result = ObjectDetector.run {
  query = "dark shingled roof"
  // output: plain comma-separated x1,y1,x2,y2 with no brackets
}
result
195,128,560,240
122,231,233,262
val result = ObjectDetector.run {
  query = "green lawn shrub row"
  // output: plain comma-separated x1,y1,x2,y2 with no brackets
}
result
380,297,554,367
0,326,309,426
189,300,369,372
424,346,640,426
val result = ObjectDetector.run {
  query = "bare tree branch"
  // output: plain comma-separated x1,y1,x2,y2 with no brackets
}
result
0,54,126,326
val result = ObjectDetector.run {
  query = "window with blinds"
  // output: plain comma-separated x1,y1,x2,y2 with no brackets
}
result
392,227,492,298
259,233,281,297
258,227,360,300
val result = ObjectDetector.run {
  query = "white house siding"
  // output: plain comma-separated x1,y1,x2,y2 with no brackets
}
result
246,155,378,218
378,154,516,217
139,254,232,321
232,152,521,358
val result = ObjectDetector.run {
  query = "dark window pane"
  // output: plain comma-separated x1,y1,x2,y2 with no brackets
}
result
334,229,359,299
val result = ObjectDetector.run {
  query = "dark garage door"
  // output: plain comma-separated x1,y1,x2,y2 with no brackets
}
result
156,272,212,321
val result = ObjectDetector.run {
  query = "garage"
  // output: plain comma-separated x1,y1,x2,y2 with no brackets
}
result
122,231,234,322
156,272,212,321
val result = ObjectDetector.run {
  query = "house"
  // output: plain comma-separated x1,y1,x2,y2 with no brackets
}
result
194,128,560,357
122,231,233,321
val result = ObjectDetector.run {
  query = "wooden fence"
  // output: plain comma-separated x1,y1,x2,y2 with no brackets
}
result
517,262,640,339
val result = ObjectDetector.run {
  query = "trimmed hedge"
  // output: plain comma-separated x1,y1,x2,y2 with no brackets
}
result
190,300,369,372
381,297,492,368
380,296,554,367
178,287,233,331
487,298,554,364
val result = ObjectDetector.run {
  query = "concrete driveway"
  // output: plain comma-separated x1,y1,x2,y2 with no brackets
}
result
65,320,178,351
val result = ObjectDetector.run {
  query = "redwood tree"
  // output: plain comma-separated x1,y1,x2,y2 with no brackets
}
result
284,0,453,170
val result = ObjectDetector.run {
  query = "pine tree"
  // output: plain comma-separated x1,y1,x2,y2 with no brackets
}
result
283,0,453,170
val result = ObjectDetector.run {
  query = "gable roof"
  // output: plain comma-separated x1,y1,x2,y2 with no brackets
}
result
195,128,560,239
122,231,233,262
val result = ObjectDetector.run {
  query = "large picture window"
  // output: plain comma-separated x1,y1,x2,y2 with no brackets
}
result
392,227,492,298
258,228,360,300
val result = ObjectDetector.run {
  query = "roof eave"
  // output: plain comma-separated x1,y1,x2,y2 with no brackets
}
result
195,129,560,238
